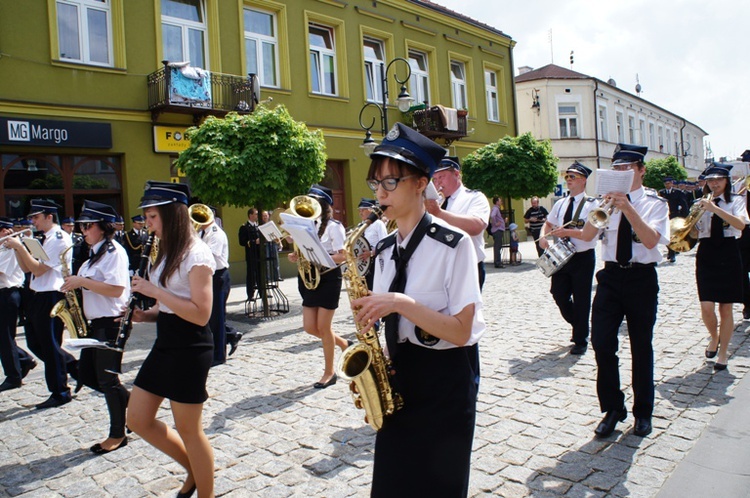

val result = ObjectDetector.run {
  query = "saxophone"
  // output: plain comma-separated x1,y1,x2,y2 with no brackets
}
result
336,208,403,431
50,242,88,338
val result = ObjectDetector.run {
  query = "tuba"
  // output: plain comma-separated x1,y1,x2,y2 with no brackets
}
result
278,195,323,290
336,208,403,431
189,203,214,231
51,242,88,338
668,192,713,253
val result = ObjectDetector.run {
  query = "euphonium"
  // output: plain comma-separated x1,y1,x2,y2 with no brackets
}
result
280,195,323,290
668,192,713,253
51,243,88,338
336,208,403,431
189,203,214,231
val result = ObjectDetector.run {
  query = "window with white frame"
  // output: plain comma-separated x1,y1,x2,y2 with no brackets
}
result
639,119,646,147
665,128,671,153
674,132,679,154
649,123,655,149
558,104,578,138
408,50,429,106
161,0,207,69
450,60,467,110
628,115,636,143
616,112,624,142
56,0,113,66
485,70,500,122
598,106,608,141
363,38,385,103
658,126,664,150
244,7,278,87
309,24,337,96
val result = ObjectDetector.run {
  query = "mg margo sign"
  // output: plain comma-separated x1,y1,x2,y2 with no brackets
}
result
0,117,112,148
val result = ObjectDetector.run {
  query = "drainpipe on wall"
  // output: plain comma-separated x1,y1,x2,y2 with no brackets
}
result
593,79,600,170
509,46,519,135
679,119,687,168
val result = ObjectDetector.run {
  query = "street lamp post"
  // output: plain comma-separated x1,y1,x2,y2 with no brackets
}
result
358,57,413,156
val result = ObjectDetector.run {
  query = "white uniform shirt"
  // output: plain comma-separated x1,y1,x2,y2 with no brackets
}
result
201,223,229,270
442,184,491,262
78,240,130,319
31,225,72,292
597,187,669,264
0,246,24,288
318,219,346,255
547,193,599,252
373,217,485,350
148,235,215,314
364,218,388,249
696,194,749,239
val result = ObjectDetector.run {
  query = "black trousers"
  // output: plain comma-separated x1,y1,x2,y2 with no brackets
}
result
530,227,544,256
477,261,485,291
209,268,230,365
78,317,129,438
591,265,658,419
550,249,595,346
0,287,34,382
27,291,76,399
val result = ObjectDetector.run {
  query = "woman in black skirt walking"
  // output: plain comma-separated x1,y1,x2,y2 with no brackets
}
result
287,185,349,389
694,163,749,371
127,181,216,498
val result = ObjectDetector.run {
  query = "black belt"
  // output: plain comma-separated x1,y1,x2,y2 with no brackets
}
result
604,262,656,270
0,286,22,294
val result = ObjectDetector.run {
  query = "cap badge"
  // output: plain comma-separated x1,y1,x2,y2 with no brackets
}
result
385,124,400,142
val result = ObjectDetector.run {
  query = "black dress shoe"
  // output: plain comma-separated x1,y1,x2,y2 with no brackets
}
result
35,395,72,410
228,332,242,356
176,484,196,498
743,309,750,321
570,344,588,355
313,374,337,389
0,379,22,392
705,349,718,359
633,418,652,437
20,359,37,379
90,437,128,455
714,362,728,371
594,408,627,437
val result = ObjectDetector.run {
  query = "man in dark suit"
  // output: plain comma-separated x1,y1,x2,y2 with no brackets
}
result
238,208,262,302
658,177,689,262
122,215,148,274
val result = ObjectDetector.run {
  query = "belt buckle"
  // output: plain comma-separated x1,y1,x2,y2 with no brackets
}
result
619,263,634,269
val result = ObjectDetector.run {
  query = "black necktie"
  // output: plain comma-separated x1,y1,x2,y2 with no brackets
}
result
710,199,724,239
441,195,450,210
563,196,575,225
616,197,632,265
384,214,432,363
200,229,206,239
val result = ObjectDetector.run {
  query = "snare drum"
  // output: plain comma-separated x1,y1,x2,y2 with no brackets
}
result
536,238,576,277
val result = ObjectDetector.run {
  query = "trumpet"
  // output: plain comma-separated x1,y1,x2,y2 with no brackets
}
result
0,228,33,248
733,175,750,195
189,203,214,231
586,198,618,229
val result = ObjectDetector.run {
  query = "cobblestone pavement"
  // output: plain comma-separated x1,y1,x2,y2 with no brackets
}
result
1,240,748,497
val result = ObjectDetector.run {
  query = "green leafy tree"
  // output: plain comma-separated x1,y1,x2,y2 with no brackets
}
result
643,155,687,190
462,133,558,201
177,105,327,210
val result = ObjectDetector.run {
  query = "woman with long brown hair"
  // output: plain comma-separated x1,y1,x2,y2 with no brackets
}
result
126,181,216,498
693,164,749,371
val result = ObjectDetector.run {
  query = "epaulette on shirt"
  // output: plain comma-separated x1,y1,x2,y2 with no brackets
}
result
374,232,397,257
211,225,218,233
56,231,63,239
585,197,596,202
426,223,462,248
106,241,116,253
646,190,667,202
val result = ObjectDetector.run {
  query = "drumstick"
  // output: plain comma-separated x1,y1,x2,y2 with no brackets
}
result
534,220,576,242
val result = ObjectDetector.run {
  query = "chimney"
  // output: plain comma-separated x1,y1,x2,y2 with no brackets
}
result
518,66,533,75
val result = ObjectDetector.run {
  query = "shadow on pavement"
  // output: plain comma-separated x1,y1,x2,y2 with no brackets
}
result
304,425,374,477
508,345,581,380
0,447,100,495
657,364,736,409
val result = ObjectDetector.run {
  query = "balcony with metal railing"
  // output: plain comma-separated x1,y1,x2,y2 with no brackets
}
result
147,61,258,123
411,105,468,145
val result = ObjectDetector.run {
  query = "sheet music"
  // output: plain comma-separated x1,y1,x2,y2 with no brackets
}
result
595,169,634,196
259,221,283,242
425,181,441,200
279,213,336,268
21,237,49,261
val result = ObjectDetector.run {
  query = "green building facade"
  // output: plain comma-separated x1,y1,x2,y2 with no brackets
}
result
0,0,516,283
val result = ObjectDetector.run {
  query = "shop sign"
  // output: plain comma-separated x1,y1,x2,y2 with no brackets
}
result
153,126,191,153
0,117,112,148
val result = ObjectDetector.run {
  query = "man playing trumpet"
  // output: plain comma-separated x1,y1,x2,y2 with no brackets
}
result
540,162,598,355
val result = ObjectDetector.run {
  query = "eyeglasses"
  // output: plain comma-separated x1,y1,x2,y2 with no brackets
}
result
367,175,415,192
564,174,582,181
612,163,636,171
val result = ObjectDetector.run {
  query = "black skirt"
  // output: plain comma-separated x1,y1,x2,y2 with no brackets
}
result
298,266,342,310
696,237,743,303
134,312,213,403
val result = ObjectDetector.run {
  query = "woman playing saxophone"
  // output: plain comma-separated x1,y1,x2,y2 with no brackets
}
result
693,163,749,371
60,200,130,454
350,123,485,498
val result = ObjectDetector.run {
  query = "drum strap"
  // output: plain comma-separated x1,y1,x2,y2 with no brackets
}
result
571,197,586,227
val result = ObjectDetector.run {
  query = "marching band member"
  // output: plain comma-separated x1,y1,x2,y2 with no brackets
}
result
693,163,749,371
352,123,485,497
287,185,349,389
123,215,148,275
60,201,130,454
541,162,598,355
126,181,216,498
426,156,491,289
0,218,37,392
4,199,78,409
238,208,262,302
357,198,388,290
575,144,669,438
